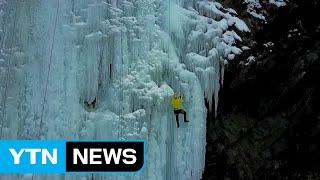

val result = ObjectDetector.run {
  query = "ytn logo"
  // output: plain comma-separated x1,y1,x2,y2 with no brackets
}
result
0,140,145,173
0,140,65,173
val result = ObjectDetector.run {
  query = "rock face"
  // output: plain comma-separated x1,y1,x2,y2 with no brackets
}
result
203,0,320,179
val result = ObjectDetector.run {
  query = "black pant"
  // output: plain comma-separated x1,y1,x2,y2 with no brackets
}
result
174,109,187,128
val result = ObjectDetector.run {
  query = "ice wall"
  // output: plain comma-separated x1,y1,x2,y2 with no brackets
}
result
0,0,247,179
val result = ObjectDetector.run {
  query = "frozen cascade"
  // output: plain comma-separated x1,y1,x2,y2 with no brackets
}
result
0,0,248,179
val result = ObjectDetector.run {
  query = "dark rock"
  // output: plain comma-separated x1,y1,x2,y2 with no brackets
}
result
203,0,320,179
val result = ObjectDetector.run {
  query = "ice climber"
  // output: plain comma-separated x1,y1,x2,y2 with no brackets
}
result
171,93,189,128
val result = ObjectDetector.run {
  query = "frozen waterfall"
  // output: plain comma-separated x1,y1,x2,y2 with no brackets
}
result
0,0,248,179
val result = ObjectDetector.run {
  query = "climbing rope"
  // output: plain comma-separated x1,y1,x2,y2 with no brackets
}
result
118,10,124,139
0,3,18,137
38,0,60,138
166,0,171,95
167,0,171,79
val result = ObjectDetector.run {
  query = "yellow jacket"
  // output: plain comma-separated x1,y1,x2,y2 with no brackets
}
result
171,96,183,110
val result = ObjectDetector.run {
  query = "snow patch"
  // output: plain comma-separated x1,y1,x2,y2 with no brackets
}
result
269,0,286,7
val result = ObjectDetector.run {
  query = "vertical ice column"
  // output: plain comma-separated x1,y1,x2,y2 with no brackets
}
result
0,0,247,179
